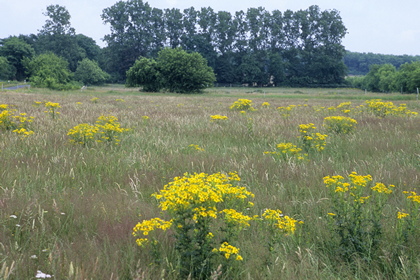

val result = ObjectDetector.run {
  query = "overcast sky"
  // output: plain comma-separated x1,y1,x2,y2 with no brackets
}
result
1,0,419,55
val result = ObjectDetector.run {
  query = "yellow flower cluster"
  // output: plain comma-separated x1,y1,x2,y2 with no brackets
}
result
152,172,253,214
371,182,395,194
0,109,15,130
95,115,130,144
12,127,35,138
323,116,358,134
365,99,418,118
212,242,243,261
298,123,328,152
298,123,316,134
44,102,61,109
44,102,61,118
67,123,100,145
68,115,129,145
221,208,253,228
192,206,217,220
229,99,255,111
312,99,418,117
324,172,373,193
188,144,205,152
348,172,372,187
314,102,353,114
0,104,35,136
403,191,420,203
336,101,352,113
132,218,173,246
397,211,410,219
210,115,228,121
264,142,308,161
277,105,296,117
262,209,302,235
324,172,395,205
261,102,270,108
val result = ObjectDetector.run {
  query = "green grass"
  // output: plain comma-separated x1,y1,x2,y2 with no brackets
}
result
0,86,419,279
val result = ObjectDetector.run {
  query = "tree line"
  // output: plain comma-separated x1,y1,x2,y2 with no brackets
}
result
1,1,350,90
344,51,420,75
101,1,348,86
0,5,109,89
347,61,420,93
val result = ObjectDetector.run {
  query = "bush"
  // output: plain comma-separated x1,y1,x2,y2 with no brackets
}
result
0,56,16,80
126,48,216,93
23,52,77,90
74,59,110,85
126,57,162,92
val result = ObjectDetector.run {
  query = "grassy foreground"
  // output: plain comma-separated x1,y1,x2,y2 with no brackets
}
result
1,86,419,279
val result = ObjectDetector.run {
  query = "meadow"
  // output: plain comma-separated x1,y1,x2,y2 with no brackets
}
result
0,86,419,279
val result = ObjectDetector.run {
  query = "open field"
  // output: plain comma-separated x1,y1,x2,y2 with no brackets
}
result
1,86,419,279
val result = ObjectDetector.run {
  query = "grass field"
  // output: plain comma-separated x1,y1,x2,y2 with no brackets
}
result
1,86,419,279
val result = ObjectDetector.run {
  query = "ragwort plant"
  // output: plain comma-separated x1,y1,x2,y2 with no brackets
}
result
210,115,228,122
44,102,61,119
264,142,308,162
229,99,256,111
324,172,395,262
260,209,304,267
397,191,420,245
133,172,301,279
277,105,296,118
323,116,358,134
364,99,418,118
67,115,129,146
95,115,130,145
298,123,328,153
67,123,99,145
0,104,35,137
336,101,352,114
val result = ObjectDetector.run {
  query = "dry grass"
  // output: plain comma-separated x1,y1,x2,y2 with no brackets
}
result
0,86,419,279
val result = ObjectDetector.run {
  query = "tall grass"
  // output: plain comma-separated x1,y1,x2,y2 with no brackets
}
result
0,87,419,279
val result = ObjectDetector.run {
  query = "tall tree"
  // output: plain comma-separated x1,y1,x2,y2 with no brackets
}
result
100,2,348,86
164,8,184,48
126,57,162,92
0,57,15,80
196,7,217,68
102,0,164,79
214,11,235,55
181,7,199,52
75,34,101,62
0,37,35,80
37,5,82,71
23,52,73,89
74,58,110,86
39,4,75,36
157,47,216,93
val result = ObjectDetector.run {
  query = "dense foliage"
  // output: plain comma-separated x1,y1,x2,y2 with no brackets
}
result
0,5,108,88
347,61,420,93
74,58,110,85
0,37,35,80
23,53,76,90
344,51,420,75
102,1,347,86
0,57,15,80
3,1,419,90
127,48,216,93
126,57,163,92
